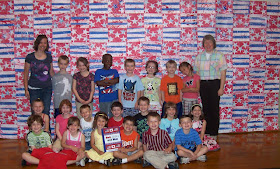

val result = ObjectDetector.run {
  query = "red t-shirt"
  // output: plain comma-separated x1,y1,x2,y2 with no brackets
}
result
108,117,124,130
160,75,183,103
31,148,76,169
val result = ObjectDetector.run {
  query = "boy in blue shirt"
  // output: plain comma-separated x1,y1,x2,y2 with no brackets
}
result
118,59,144,117
175,115,208,164
94,54,119,118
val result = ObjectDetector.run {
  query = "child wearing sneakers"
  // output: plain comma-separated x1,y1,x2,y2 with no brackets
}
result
175,115,208,164
112,116,144,165
142,112,178,169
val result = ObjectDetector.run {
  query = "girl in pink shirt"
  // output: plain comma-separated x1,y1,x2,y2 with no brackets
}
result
179,62,200,115
61,117,85,166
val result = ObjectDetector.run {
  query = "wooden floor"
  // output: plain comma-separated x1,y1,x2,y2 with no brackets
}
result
1,131,280,169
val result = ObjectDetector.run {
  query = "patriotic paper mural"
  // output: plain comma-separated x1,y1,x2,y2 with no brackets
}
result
0,0,279,139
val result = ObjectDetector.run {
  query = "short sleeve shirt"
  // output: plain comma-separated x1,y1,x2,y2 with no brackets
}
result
56,114,73,136
175,128,202,151
25,52,53,88
159,118,181,141
94,69,119,102
160,75,183,103
194,50,227,80
141,77,161,104
134,113,149,139
118,74,144,108
27,130,52,150
73,72,94,101
108,117,124,130
120,130,139,149
142,128,172,151
182,74,200,99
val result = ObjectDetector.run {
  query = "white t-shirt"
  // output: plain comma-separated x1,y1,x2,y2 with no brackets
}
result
80,117,94,142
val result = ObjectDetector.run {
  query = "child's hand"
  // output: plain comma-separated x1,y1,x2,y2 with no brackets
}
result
77,148,85,156
71,146,79,153
189,152,197,161
25,90,30,99
163,147,172,154
98,150,105,155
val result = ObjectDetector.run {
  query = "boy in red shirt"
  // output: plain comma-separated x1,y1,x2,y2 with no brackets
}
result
142,112,178,169
112,116,143,165
160,60,183,118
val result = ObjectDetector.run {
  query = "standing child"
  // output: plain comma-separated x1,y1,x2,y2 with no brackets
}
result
73,57,95,119
61,117,86,166
175,115,208,164
94,54,119,118
142,112,178,169
112,116,144,165
86,112,114,166
141,60,162,113
133,96,150,143
160,60,183,118
52,55,73,118
159,102,181,150
108,101,124,130
31,99,50,132
179,62,200,115
24,35,54,116
191,104,220,151
80,104,94,151
118,59,144,117
53,99,73,152
22,115,52,166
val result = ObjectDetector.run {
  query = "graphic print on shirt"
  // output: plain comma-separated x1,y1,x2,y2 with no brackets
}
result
167,82,178,95
181,140,196,151
185,79,193,86
122,140,133,149
55,77,71,96
100,74,116,94
30,62,49,82
166,124,177,136
123,79,136,101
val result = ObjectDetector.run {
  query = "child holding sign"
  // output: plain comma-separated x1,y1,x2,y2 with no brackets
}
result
86,112,113,166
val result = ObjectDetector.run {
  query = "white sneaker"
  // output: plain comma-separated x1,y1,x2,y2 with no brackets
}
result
88,159,93,163
197,155,207,162
180,157,190,164
80,158,85,167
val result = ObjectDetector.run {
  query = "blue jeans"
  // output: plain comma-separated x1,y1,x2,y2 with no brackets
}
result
161,101,183,119
29,86,52,116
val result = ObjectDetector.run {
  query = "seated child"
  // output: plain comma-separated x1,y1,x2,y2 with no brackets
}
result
142,112,178,169
22,114,52,166
112,116,143,165
175,115,208,164
80,104,94,151
32,98,50,132
108,101,124,130
61,117,86,166
191,104,220,151
86,112,114,166
53,99,73,152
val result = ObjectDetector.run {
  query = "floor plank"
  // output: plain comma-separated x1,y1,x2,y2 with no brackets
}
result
2,131,280,169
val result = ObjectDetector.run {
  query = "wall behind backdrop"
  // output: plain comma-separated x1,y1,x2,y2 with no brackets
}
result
0,0,279,139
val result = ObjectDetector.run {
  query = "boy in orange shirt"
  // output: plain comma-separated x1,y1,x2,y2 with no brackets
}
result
112,116,143,165
160,60,183,118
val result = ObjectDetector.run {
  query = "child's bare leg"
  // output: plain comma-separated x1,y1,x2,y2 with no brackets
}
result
197,146,208,157
113,151,129,159
22,152,39,164
66,152,85,165
126,150,144,162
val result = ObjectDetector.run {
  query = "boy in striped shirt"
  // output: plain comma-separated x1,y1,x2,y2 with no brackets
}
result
142,112,178,169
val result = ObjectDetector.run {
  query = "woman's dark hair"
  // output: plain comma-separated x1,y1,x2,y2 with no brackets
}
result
33,35,49,51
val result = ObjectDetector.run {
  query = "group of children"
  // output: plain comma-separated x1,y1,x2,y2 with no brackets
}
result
22,53,220,168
